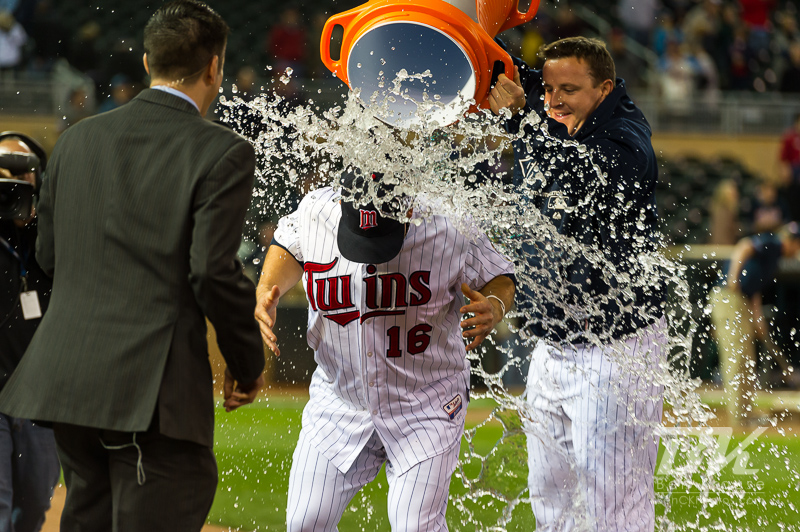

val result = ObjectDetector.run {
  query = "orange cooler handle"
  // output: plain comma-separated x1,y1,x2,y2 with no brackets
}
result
476,34,516,107
320,6,366,85
499,0,541,33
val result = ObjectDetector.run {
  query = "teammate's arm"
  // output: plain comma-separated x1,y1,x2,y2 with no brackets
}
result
254,244,304,356
459,275,515,351
727,237,756,292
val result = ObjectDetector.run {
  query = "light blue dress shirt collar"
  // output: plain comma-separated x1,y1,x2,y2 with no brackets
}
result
150,85,200,113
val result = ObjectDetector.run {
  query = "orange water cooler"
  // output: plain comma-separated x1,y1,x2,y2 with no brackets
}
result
320,0,540,127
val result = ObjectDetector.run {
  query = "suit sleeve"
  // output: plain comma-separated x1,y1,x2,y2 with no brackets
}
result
189,138,264,385
34,144,58,276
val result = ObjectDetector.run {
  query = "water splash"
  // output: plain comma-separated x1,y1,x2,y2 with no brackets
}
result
218,72,799,531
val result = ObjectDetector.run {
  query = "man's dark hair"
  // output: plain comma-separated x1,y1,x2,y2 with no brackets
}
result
539,37,616,86
143,0,229,81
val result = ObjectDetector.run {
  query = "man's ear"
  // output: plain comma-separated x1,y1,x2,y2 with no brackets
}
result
600,78,614,98
143,53,150,75
206,55,221,85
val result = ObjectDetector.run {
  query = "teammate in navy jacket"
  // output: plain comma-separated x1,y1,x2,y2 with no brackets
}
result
489,37,667,531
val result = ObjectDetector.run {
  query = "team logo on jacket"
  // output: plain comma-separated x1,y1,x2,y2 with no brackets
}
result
443,395,463,420
546,192,574,212
518,157,545,191
359,209,378,229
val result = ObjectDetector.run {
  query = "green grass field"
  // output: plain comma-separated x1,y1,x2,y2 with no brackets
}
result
208,394,800,531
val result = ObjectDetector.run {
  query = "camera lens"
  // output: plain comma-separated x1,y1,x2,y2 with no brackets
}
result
0,180,33,219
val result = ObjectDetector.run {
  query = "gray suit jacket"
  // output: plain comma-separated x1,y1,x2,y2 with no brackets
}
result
0,89,265,447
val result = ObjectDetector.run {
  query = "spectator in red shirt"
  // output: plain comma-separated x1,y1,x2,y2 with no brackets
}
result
265,7,307,78
778,112,800,221
739,0,776,53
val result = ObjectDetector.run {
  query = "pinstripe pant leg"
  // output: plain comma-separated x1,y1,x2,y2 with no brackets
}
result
570,325,665,532
286,430,385,532
524,341,578,532
385,445,459,532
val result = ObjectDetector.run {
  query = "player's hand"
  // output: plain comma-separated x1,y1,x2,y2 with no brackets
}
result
459,283,502,351
255,284,281,356
223,369,265,412
488,66,525,116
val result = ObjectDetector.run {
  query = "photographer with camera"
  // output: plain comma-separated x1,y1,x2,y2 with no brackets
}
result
0,132,59,532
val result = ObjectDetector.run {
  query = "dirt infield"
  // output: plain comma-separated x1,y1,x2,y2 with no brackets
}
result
40,485,63,532
41,484,231,532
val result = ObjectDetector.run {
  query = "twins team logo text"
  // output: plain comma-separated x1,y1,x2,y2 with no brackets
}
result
304,258,432,326
304,258,435,358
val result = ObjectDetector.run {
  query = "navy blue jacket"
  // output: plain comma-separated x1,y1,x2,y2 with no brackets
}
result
1,220,52,391
505,58,665,344
719,232,783,298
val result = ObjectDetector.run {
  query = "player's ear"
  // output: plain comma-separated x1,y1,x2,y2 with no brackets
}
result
600,79,613,99
143,53,150,76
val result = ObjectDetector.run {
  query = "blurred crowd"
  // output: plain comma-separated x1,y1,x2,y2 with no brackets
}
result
2,0,800,128
0,1,318,131
499,0,800,103
702,110,800,248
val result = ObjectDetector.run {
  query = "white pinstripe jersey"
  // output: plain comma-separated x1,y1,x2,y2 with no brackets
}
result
274,187,514,475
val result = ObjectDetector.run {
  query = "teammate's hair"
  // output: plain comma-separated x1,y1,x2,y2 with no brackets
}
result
143,0,228,82
539,37,616,87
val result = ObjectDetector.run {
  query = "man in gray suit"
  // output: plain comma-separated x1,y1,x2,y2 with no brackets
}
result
0,2,266,530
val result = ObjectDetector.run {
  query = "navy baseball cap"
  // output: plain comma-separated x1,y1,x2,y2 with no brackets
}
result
337,170,407,264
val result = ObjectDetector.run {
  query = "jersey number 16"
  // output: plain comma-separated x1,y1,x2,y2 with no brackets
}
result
386,324,433,357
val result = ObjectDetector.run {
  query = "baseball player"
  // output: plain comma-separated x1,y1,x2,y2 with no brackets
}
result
709,223,800,426
489,37,667,530
254,170,515,531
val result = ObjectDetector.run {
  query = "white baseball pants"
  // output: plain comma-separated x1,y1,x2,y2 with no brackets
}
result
286,429,458,532
523,320,666,532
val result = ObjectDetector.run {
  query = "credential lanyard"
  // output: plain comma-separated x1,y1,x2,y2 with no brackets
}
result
0,235,28,282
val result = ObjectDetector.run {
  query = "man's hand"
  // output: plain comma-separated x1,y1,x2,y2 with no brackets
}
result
488,66,526,116
254,284,281,355
223,369,265,412
460,283,502,351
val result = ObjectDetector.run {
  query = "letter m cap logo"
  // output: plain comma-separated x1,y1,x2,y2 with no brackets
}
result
359,209,378,230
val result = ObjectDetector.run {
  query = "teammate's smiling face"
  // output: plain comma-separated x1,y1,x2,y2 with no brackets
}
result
542,56,613,136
